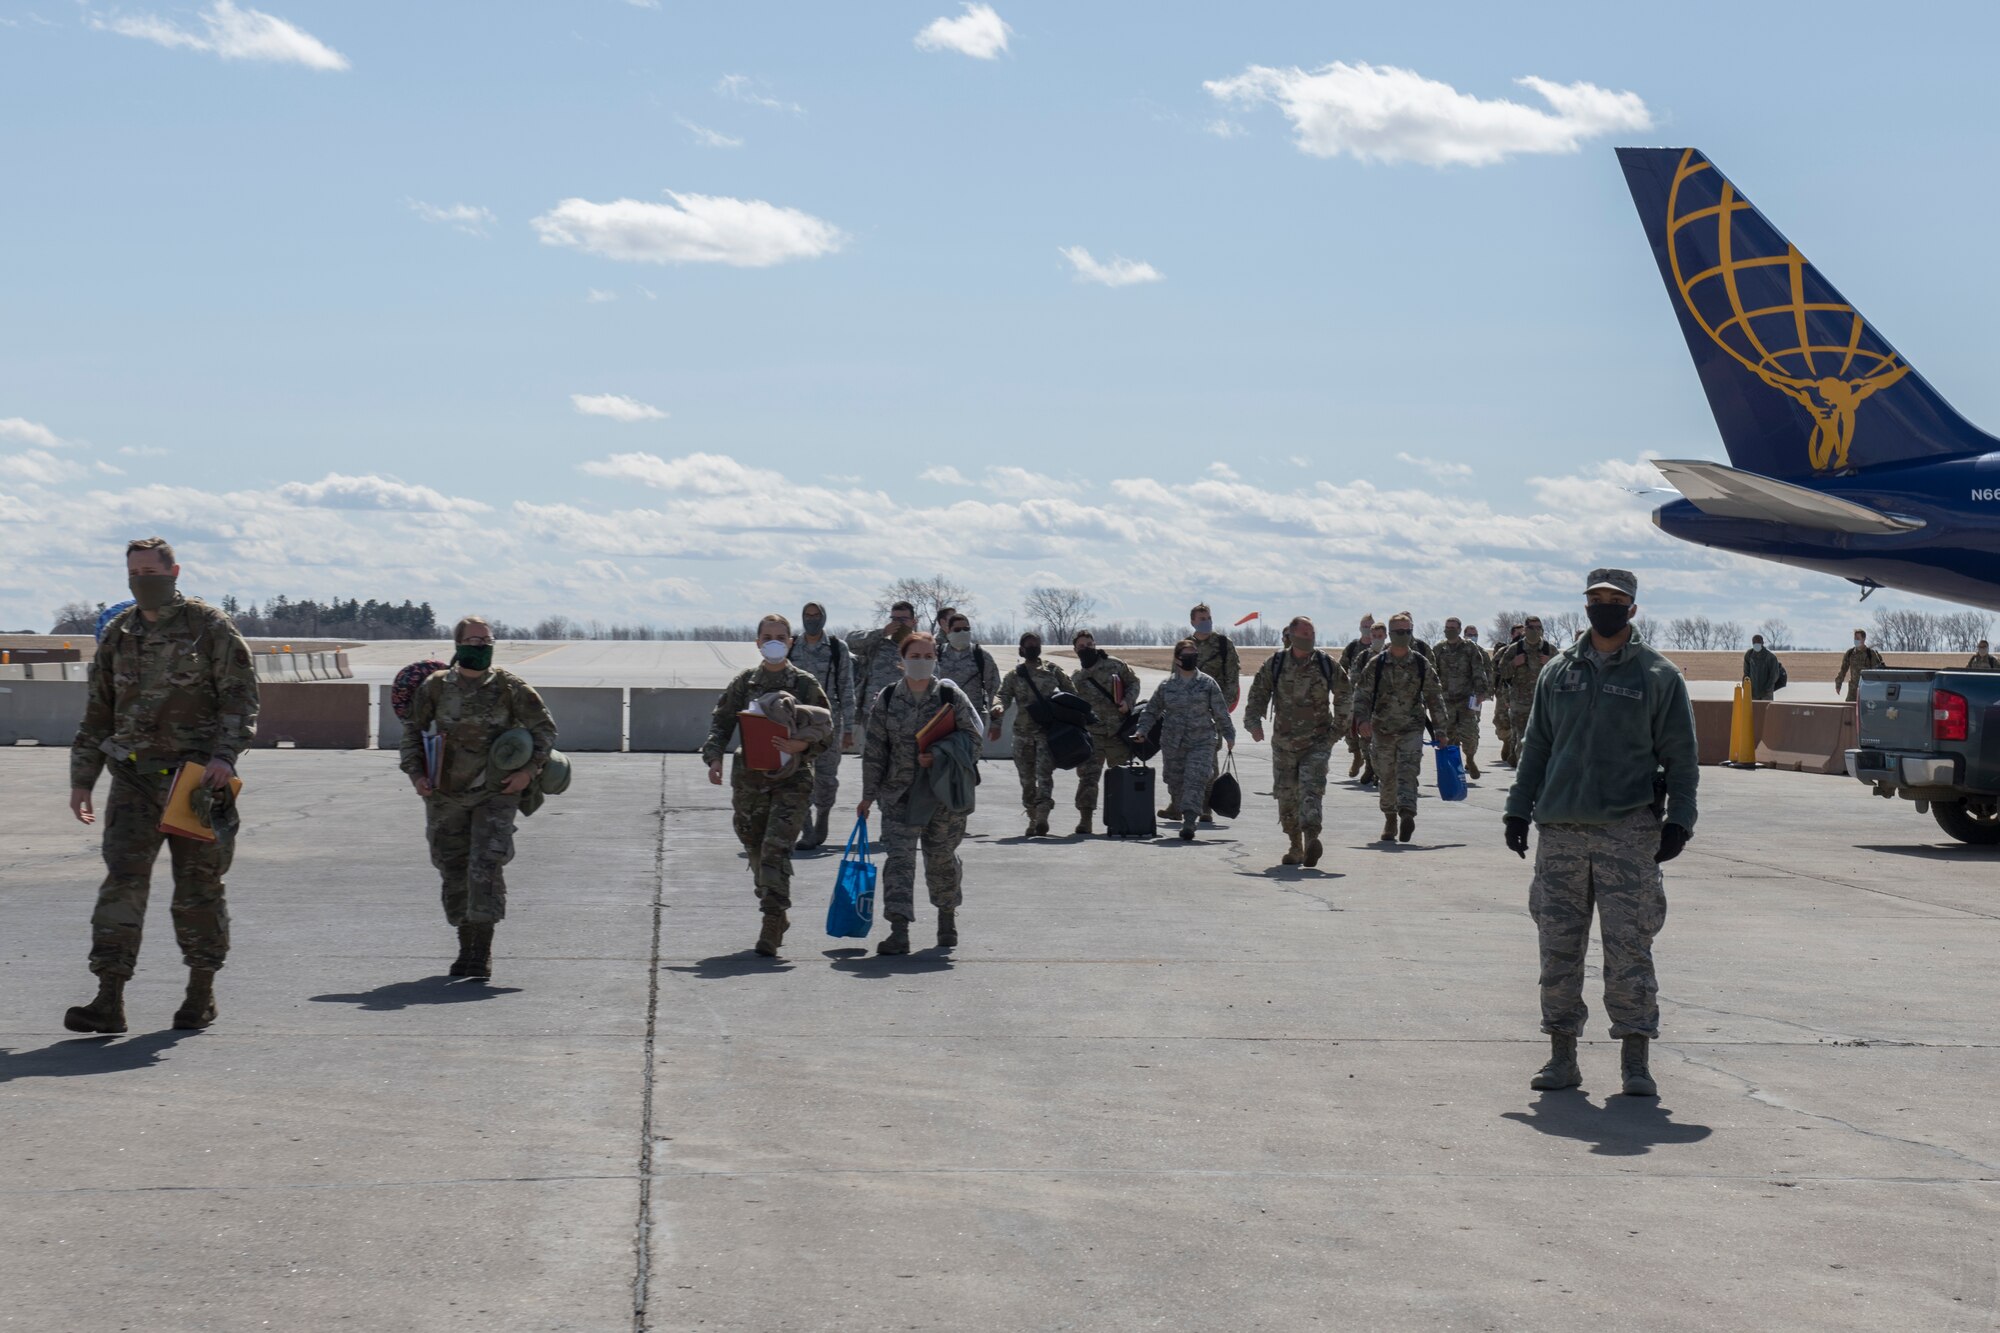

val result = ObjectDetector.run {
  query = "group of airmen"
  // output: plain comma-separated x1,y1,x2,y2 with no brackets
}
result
58,536,1696,1099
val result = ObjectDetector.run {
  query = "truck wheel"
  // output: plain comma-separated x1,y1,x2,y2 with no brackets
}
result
1931,800,2000,845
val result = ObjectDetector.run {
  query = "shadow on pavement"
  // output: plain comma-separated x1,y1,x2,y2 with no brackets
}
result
308,977,524,1009
1245,866,1346,882
1502,1090,1714,1156
826,948,954,977
663,952,794,979
0,1029,197,1082
1854,843,2000,860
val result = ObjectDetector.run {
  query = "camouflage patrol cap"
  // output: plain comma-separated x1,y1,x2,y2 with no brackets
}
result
1584,568,1638,597
539,749,572,795
487,727,535,779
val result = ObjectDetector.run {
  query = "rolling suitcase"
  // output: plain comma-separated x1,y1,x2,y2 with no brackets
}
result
1103,763,1157,838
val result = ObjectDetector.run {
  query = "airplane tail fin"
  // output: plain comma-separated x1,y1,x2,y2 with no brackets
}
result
1617,147,1993,480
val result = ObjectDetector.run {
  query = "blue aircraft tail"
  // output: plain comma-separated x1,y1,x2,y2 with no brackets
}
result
1617,147,1994,479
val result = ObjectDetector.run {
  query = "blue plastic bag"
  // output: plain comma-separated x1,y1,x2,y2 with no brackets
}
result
826,818,876,938
1433,742,1468,802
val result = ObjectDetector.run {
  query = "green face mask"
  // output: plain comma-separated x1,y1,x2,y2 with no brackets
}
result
128,573,177,611
1390,630,1413,647
454,643,495,672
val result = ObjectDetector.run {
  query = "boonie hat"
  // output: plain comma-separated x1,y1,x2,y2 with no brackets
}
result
487,727,536,782
1585,567,1638,597
539,749,573,795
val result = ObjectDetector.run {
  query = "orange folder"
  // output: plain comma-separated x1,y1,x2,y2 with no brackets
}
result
738,711,789,772
915,706,957,752
158,761,243,842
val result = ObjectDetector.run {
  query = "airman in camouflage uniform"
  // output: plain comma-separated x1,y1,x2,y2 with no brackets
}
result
788,601,855,849
1495,618,1559,760
1352,612,1445,844
400,615,558,979
1834,629,1886,701
1431,617,1493,780
1067,629,1142,835
859,633,983,954
1968,640,1999,672
847,601,918,730
989,632,1075,837
937,613,1002,718
1245,616,1352,866
1188,604,1241,820
65,537,260,1035
1140,640,1236,841
1339,615,1375,776
1491,624,1523,763
705,615,832,957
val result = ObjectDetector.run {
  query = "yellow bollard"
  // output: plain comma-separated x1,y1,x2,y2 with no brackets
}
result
1725,676,1758,767
1,650,8,664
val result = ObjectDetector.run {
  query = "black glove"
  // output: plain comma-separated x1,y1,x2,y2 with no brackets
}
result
1655,823,1690,863
1503,815,1530,858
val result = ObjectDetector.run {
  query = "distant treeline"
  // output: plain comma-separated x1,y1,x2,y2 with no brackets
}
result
51,594,440,640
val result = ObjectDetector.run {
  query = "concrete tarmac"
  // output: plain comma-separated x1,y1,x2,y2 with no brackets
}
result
2,743,1996,1331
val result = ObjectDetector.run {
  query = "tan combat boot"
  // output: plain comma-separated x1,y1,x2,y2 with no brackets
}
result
1380,813,1397,842
64,975,128,1034
1303,832,1324,867
937,908,958,949
1348,752,1363,778
1398,811,1415,844
1075,811,1093,836
172,967,218,1030
1281,829,1304,865
754,912,788,958
1465,757,1481,780
877,917,912,956
1531,1034,1582,1090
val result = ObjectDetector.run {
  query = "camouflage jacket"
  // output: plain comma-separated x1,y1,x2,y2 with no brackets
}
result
71,595,261,789
1339,635,1372,674
1141,671,1236,746
1834,644,1885,688
1967,652,2000,672
938,641,1001,716
1069,651,1142,735
1245,649,1352,747
1192,633,1241,707
862,678,982,811
788,634,855,731
847,627,908,717
992,659,1076,738
700,662,831,791
399,667,558,796
1495,638,1561,701
1352,650,1445,735
1431,636,1493,706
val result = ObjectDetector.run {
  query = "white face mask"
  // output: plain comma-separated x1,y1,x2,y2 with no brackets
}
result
903,656,937,681
1855,637,1866,646
759,639,788,663
947,630,971,651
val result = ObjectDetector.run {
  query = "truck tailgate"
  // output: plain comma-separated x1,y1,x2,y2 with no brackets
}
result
1858,671,1937,752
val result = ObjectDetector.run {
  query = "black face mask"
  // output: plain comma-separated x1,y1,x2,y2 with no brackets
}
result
454,643,495,671
1586,603,1632,637
1077,646,1101,668
802,615,826,636
1020,642,1041,661
1177,653,1198,671
128,572,177,611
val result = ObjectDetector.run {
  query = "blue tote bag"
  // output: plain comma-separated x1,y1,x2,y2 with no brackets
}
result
826,818,877,938
1432,742,1468,802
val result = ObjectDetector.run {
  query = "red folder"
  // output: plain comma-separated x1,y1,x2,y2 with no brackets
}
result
915,706,957,752
738,711,788,772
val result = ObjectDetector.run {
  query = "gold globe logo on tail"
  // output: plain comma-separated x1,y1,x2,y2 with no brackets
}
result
1666,148,1909,472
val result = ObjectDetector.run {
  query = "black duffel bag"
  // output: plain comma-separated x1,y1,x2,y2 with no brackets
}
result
1125,708,1163,762
1044,721,1096,771
1207,752,1242,819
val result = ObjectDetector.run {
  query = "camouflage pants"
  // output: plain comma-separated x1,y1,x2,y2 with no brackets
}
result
1506,704,1532,759
1445,705,1481,762
1161,734,1217,814
427,791,521,926
1369,728,1423,813
1493,702,1513,758
1011,731,1055,819
811,743,844,810
1271,737,1333,833
1530,809,1668,1039
733,778,813,916
1073,728,1132,812
89,762,233,978
881,802,967,921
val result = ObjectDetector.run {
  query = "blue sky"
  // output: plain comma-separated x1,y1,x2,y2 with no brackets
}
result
5,0,2000,644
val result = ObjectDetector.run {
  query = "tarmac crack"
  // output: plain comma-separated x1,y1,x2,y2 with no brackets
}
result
631,756,668,1333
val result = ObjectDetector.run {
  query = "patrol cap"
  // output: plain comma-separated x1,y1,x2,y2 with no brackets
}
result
1584,568,1638,598
488,727,536,777
539,749,573,795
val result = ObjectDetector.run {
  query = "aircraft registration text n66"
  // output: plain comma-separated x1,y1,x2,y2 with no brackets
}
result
1972,489,2000,502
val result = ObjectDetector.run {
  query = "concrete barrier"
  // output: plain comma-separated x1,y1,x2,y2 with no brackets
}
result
281,653,307,684
1756,702,1856,774
631,688,719,752
1691,697,1770,765
253,682,372,749
254,654,284,681
0,664,26,682
377,685,402,750
0,679,87,745
334,651,353,679
539,686,624,752
302,653,325,681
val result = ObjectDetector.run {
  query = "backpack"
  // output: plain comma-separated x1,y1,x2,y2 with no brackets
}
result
392,659,450,721
1271,648,1337,690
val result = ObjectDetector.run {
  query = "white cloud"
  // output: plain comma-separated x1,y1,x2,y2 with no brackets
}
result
532,192,847,268
1204,119,1247,139
1288,454,1310,468
119,444,171,458
276,473,490,513
1396,451,1474,481
914,3,1010,59
409,201,495,236
585,288,619,303
1203,62,1651,167
983,466,1066,500
920,465,973,486
572,392,667,423
0,418,66,449
0,450,85,486
1058,246,1163,287
677,117,743,149
1208,462,1240,481
98,0,349,70
716,73,803,115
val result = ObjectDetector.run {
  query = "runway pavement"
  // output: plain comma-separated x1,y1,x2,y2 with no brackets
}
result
2,743,1996,1331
